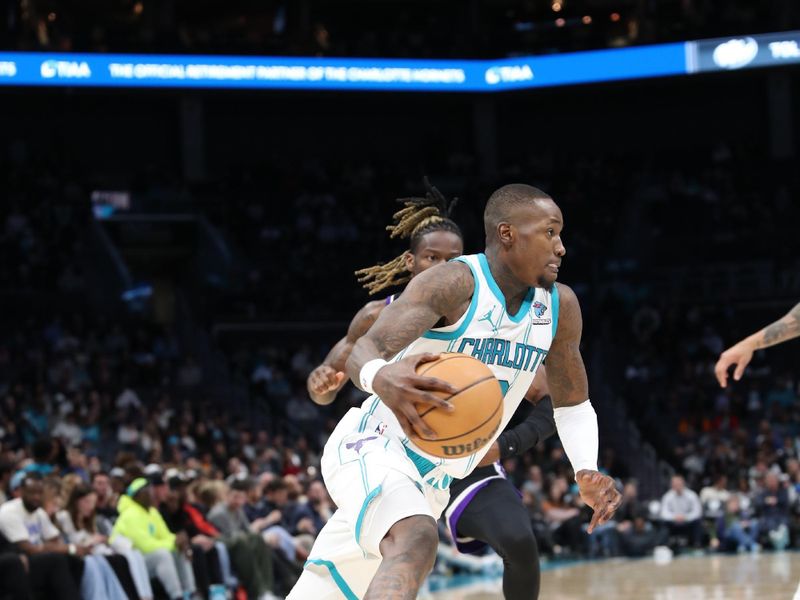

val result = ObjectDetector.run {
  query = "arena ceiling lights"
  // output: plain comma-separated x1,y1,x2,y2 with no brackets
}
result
0,30,797,92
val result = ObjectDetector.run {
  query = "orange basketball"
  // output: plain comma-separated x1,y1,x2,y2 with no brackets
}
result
410,352,504,459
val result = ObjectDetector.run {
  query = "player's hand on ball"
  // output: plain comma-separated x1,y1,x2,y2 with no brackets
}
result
714,340,755,388
576,470,621,534
373,352,457,438
308,365,345,396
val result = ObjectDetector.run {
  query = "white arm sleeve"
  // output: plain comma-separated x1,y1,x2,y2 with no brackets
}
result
553,399,599,476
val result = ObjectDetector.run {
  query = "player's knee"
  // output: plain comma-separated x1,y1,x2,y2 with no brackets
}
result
497,528,538,566
381,515,438,569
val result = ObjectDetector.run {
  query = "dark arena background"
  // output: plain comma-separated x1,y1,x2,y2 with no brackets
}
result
1,1,800,599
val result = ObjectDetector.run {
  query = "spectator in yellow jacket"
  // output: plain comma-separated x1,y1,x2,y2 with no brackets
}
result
112,478,197,599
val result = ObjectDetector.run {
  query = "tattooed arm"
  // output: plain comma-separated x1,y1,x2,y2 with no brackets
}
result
307,300,385,405
544,284,589,409
345,260,474,437
546,283,621,533
714,301,800,388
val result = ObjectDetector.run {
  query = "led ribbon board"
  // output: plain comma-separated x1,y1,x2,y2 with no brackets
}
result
0,30,797,92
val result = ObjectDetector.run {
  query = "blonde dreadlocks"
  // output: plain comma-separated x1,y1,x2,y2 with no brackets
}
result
355,178,462,295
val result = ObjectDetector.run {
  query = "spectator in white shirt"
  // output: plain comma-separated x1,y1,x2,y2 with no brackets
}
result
0,473,119,600
660,475,703,548
699,474,731,519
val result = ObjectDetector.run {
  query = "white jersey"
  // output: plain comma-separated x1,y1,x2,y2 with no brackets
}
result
356,252,559,488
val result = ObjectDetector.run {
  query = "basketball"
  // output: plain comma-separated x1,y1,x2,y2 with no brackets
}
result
409,352,504,459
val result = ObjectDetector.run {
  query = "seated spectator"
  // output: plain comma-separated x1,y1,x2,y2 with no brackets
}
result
521,483,554,556
208,478,298,597
209,479,275,538
756,472,790,550
243,473,270,523
263,478,317,541
91,471,118,526
619,512,663,557
716,496,760,553
0,531,33,599
660,475,703,549
615,481,643,532
20,439,57,477
700,474,731,520
159,475,228,598
304,480,333,535
542,476,585,556
112,477,197,599
0,473,124,600
56,483,153,599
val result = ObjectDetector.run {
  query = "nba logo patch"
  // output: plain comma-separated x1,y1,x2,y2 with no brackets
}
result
374,422,388,435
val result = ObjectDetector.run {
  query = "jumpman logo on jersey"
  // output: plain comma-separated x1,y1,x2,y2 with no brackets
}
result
346,436,377,454
478,306,501,334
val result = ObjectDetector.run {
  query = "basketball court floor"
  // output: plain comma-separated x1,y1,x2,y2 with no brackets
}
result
425,552,800,599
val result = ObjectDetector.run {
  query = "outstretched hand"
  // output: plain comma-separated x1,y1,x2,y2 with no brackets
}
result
373,353,457,438
576,470,622,534
714,340,755,388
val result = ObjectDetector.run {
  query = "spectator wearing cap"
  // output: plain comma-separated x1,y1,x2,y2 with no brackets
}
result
0,473,125,600
111,477,197,599
145,466,170,506
109,467,127,497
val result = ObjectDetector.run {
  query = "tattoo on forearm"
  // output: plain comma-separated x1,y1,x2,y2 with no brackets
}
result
547,342,588,407
368,263,473,359
374,305,439,358
761,302,800,347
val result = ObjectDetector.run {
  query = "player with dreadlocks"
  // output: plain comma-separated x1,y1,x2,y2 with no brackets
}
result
305,180,557,599
306,179,465,406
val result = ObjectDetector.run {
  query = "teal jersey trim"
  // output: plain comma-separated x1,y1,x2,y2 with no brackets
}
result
477,253,534,323
355,485,383,546
403,443,437,477
551,283,560,339
358,396,381,433
422,256,480,341
304,559,359,600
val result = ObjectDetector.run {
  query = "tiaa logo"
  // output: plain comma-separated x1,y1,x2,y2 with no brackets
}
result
484,64,534,85
40,60,92,79
712,37,758,69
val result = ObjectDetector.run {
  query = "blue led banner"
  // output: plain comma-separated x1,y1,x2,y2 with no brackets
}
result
0,30,796,92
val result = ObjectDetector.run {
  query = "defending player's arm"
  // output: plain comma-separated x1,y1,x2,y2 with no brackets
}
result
545,283,622,533
345,261,474,437
477,366,556,466
714,301,800,388
307,300,385,405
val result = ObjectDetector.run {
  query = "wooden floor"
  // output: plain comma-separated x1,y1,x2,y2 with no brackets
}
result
426,552,800,600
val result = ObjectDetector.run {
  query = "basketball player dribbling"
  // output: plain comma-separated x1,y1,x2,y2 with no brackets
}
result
307,181,557,599
289,184,621,600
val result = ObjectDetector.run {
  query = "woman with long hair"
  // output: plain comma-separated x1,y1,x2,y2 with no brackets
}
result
56,483,153,600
